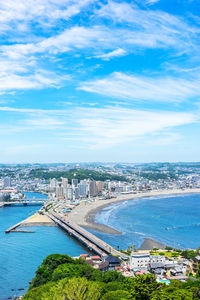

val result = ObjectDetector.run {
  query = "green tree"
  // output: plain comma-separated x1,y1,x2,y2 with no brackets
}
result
131,274,161,300
150,288,193,300
165,246,173,251
24,277,101,300
102,290,133,300
55,277,101,300
30,254,79,288
196,264,200,279
181,250,196,259
51,263,101,282
101,270,125,283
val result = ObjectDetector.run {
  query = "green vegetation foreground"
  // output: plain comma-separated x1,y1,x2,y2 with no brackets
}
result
24,254,200,300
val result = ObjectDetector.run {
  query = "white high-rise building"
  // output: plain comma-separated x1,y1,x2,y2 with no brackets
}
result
74,187,80,200
50,178,57,191
3,177,11,188
78,184,88,197
62,177,68,188
65,188,73,200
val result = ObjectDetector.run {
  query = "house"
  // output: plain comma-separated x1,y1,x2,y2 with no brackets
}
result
98,261,109,272
150,263,165,276
105,255,121,270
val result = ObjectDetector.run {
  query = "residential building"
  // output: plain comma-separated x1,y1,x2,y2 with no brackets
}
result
3,177,11,188
78,184,88,197
130,252,150,270
56,183,64,199
72,179,78,188
62,177,68,188
65,187,73,201
50,178,57,191
88,181,98,197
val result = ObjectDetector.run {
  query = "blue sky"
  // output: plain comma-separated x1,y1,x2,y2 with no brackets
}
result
0,0,200,163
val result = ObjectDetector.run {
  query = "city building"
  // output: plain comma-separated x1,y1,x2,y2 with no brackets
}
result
130,253,150,270
74,187,80,200
65,187,73,201
3,177,11,188
78,184,88,197
96,181,104,193
88,181,98,197
62,177,68,188
72,179,78,188
50,178,57,191
56,183,64,199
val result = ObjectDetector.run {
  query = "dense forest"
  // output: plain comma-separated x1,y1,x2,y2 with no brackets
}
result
29,168,129,183
24,254,200,299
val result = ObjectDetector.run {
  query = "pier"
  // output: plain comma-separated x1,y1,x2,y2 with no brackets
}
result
47,212,128,260
5,220,25,233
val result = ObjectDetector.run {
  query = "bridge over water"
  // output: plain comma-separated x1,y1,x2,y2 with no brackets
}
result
1,199,46,207
47,212,128,260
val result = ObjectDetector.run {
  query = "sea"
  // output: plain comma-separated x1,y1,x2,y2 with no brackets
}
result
0,192,90,300
1,192,200,299
91,193,200,251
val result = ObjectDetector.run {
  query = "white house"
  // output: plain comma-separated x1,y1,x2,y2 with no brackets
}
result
130,252,150,270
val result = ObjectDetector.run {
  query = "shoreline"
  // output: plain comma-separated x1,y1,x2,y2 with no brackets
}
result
139,238,166,250
19,213,55,228
67,188,200,241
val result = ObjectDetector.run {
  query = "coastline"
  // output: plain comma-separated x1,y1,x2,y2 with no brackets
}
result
19,213,55,227
139,238,166,250
67,188,200,238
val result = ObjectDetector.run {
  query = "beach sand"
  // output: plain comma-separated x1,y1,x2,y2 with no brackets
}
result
19,213,55,227
66,188,200,237
139,238,165,250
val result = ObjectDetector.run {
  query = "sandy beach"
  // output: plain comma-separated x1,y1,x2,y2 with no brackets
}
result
19,213,55,227
67,188,200,236
139,238,166,250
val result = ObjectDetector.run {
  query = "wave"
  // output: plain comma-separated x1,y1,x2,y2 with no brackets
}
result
165,223,200,231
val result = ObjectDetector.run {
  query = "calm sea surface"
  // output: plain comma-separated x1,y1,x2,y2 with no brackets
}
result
92,193,200,251
0,192,90,300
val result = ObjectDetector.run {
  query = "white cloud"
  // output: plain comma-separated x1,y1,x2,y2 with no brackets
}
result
145,0,160,5
0,0,199,95
0,0,94,32
75,107,196,149
0,70,68,92
24,118,67,128
96,1,199,53
94,48,126,60
0,106,69,115
0,105,196,150
2,0,198,62
79,72,200,102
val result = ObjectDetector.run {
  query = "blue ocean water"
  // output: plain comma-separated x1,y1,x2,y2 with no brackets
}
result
0,192,90,299
92,193,200,251
23,191,48,200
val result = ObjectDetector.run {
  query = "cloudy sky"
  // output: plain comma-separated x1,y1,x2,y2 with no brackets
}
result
0,0,200,163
